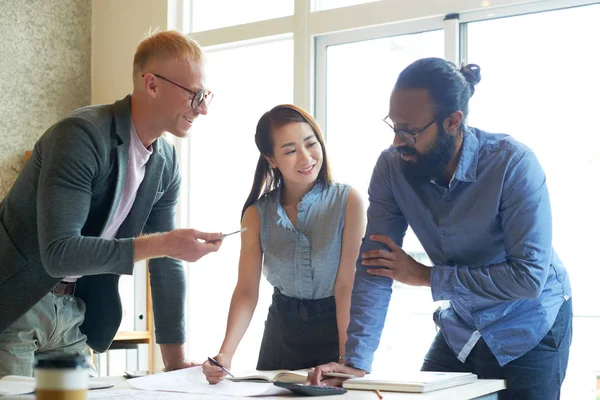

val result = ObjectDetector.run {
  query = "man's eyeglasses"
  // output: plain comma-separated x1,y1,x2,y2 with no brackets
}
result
143,73,213,109
382,115,436,145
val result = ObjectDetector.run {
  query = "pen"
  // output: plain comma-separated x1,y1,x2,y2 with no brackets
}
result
375,389,383,399
207,357,235,378
209,228,248,242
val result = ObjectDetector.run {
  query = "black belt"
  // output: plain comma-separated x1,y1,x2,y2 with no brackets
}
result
272,288,336,316
52,281,76,295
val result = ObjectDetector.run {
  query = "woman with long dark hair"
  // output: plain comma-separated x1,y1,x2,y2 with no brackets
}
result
202,104,364,381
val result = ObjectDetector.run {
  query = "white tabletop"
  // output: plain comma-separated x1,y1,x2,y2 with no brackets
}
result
1,376,505,399
102,376,505,399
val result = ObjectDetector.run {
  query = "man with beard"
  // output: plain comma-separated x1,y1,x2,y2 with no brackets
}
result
310,58,572,400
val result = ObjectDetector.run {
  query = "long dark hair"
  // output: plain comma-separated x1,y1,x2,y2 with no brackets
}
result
395,57,481,132
241,104,333,220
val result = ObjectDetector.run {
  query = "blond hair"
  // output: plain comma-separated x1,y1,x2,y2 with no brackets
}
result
133,30,204,77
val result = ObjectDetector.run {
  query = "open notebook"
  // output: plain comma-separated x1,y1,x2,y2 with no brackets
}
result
342,371,477,393
227,369,310,383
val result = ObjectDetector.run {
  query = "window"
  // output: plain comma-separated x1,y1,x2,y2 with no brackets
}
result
465,4,600,397
313,0,381,12
190,0,293,32
466,0,600,324
181,1,598,396
186,37,293,370
318,28,444,373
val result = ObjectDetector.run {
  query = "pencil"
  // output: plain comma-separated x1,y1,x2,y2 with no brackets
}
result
375,389,383,399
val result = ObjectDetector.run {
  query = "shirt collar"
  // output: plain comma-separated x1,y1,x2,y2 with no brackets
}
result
453,127,479,183
273,181,324,231
130,118,153,165
275,180,324,208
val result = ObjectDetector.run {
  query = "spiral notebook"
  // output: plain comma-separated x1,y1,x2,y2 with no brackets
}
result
342,371,477,393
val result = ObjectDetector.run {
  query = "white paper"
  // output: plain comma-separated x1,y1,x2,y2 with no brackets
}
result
88,389,208,399
127,367,289,397
0,376,34,396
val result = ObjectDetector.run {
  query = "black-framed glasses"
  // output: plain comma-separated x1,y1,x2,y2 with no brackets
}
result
383,115,436,145
143,73,213,108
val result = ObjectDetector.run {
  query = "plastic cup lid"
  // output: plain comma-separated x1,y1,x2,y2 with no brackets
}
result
34,353,89,369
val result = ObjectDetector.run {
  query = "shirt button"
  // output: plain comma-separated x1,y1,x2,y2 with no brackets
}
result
442,229,448,236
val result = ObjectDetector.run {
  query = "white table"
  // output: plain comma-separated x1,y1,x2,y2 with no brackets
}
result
2,376,505,399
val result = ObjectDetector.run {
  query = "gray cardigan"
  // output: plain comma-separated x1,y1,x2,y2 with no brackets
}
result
0,96,186,352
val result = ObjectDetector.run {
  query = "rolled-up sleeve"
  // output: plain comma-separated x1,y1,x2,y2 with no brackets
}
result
431,151,552,303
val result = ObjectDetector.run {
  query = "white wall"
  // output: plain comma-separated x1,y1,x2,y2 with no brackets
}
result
91,0,169,105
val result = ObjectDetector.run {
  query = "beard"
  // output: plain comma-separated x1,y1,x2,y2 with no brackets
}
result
396,124,456,186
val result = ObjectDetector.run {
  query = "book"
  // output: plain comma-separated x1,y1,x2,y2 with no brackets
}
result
342,371,477,393
227,369,311,383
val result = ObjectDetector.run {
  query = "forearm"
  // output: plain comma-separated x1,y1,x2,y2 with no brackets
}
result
431,257,549,302
150,257,186,344
219,289,259,357
345,268,392,373
41,236,135,277
134,233,168,262
334,285,352,357
160,343,185,371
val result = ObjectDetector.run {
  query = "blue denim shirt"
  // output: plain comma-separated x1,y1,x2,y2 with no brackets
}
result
254,182,350,299
345,127,571,371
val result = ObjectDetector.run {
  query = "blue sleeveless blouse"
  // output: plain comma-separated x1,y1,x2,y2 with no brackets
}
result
253,182,350,299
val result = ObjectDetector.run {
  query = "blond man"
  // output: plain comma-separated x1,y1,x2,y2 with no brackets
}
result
0,30,220,376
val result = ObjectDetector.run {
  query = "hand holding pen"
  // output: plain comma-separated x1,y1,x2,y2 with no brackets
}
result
203,354,234,384
208,356,235,378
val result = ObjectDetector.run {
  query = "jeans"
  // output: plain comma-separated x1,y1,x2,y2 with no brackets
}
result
421,299,572,400
0,292,92,377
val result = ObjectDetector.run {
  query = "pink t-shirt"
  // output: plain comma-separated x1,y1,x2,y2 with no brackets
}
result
62,121,152,282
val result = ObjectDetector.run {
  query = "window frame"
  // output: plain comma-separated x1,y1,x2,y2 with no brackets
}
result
172,0,600,360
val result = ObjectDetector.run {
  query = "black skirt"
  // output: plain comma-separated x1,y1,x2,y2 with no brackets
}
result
256,288,339,370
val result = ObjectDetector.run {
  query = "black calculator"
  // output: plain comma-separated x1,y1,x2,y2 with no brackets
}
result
274,381,348,396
